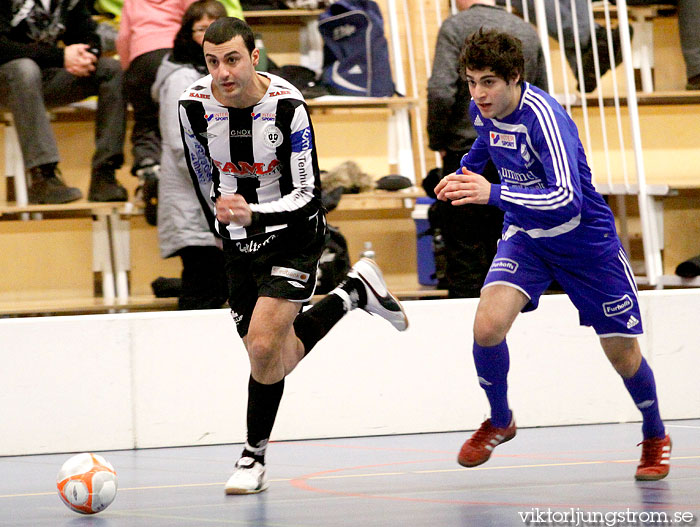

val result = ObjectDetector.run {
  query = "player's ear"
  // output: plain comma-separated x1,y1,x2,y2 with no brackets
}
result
251,48,260,67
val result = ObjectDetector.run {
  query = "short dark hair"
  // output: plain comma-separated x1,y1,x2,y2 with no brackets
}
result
172,0,227,69
203,17,255,54
459,28,525,84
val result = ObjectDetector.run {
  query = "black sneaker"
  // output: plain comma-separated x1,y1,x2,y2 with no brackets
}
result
88,168,128,202
27,164,82,204
135,164,159,225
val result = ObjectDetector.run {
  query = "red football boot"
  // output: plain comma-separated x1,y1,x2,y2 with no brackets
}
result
635,434,671,481
458,416,516,468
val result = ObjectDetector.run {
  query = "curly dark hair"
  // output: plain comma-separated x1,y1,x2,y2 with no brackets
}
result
458,28,525,84
172,0,227,72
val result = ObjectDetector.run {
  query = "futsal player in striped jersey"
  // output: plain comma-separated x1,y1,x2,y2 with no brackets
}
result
435,29,670,481
178,17,409,494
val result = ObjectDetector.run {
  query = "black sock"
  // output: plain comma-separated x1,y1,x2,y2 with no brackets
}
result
294,293,347,356
242,376,285,465
344,276,367,307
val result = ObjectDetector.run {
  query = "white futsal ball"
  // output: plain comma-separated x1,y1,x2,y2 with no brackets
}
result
56,453,118,514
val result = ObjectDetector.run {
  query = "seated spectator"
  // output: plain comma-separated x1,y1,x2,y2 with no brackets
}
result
117,0,199,223
151,0,228,309
657,0,700,90
0,0,128,203
497,0,626,92
679,0,700,90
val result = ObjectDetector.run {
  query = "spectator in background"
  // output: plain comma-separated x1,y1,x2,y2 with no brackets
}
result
427,0,547,297
152,0,228,310
117,0,198,223
0,0,128,203
96,0,243,18
664,0,700,90
497,0,626,93
94,0,124,18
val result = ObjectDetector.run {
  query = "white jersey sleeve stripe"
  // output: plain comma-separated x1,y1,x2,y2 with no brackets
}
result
527,90,573,191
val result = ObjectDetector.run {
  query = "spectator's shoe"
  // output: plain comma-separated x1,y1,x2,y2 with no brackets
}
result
348,258,408,331
88,167,128,202
686,74,700,91
579,25,631,93
27,164,82,204
135,163,159,226
458,416,517,467
635,434,671,481
224,457,268,495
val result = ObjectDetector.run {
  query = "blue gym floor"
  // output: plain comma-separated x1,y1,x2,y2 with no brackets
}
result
1,420,698,526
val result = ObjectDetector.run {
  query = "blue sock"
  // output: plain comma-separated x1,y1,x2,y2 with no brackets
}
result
623,357,665,439
473,340,511,428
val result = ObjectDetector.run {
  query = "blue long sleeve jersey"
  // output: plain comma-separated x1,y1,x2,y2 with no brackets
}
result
462,82,619,262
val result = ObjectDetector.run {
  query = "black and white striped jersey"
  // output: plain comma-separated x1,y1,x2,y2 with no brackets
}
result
178,72,322,240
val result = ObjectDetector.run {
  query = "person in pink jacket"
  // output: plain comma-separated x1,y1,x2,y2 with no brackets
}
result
116,0,197,224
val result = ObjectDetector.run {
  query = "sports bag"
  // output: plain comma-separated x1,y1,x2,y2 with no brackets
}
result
318,0,394,97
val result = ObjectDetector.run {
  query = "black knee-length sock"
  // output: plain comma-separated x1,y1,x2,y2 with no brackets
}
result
242,376,285,465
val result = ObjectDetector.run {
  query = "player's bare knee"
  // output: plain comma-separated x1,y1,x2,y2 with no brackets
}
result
601,337,642,378
245,333,278,366
473,314,508,347
607,351,641,379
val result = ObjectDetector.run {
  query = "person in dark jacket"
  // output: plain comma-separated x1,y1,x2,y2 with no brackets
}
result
0,0,128,203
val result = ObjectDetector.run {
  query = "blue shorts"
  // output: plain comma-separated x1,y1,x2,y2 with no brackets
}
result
483,233,643,337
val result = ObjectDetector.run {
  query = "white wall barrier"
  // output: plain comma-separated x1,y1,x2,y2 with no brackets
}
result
1,290,699,456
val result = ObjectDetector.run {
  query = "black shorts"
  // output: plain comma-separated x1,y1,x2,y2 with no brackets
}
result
222,212,328,338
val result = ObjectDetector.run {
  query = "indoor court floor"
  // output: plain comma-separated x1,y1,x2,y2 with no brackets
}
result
1,420,698,526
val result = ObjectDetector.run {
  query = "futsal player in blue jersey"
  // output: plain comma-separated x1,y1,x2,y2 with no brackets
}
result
435,28,670,481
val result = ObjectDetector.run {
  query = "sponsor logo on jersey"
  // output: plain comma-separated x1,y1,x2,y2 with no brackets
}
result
272,266,310,282
263,125,284,147
490,131,516,149
199,132,217,139
269,90,291,97
287,280,305,288
235,234,277,253
474,115,483,126
602,294,634,317
205,112,228,122
500,167,539,185
291,127,312,152
627,315,640,329
189,142,212,183
189,92,210,99
213,159,279,177
190,85,206,91
520,142,533,167
251,111,276,121
490,258,518,273
230,129,252,138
